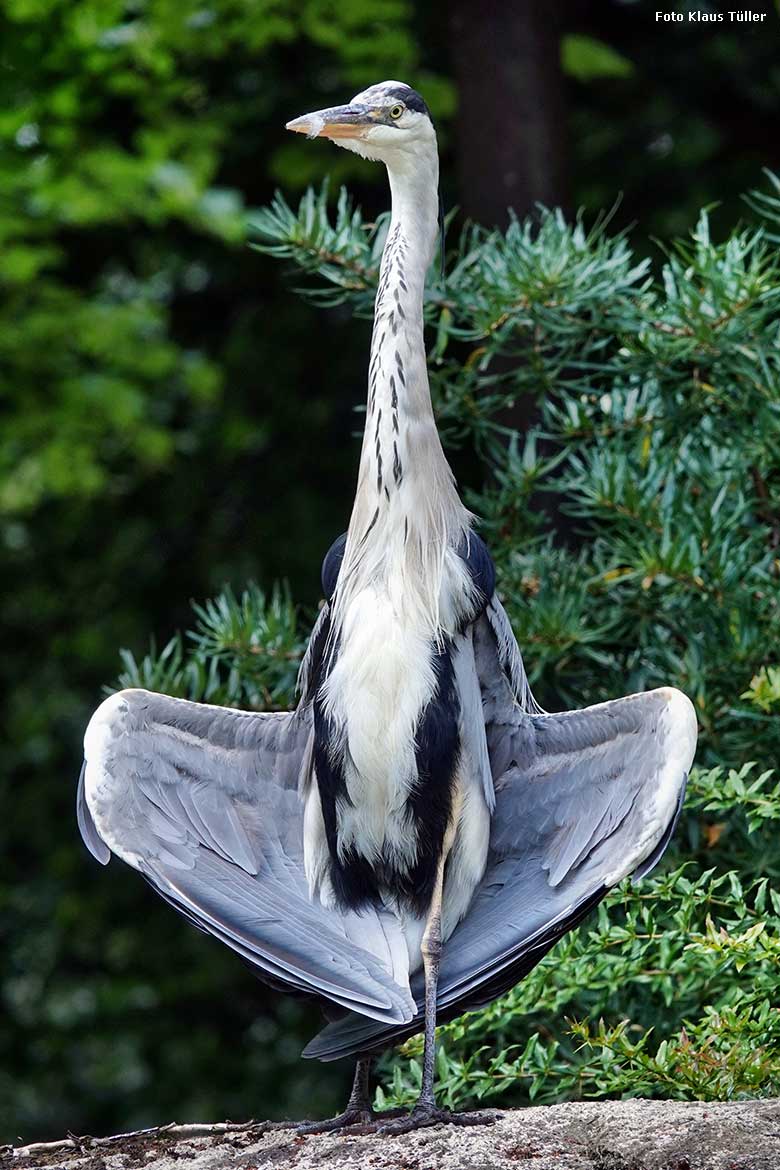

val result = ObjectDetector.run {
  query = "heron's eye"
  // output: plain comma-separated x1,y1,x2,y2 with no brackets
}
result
389,103,405,120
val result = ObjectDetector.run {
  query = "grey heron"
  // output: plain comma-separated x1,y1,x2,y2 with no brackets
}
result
77,80,697,1134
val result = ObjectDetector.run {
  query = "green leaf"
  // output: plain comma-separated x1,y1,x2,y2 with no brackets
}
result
561,35,635,83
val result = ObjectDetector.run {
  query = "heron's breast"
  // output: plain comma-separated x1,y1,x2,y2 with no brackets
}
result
312,582,485,920
322,586,436,805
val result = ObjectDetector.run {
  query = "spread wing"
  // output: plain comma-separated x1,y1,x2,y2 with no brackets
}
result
79,687,415,1024
304,597,696,1060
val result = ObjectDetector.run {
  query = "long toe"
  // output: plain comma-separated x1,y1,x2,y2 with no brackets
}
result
377,1105,500,1135
296,1108,374,1135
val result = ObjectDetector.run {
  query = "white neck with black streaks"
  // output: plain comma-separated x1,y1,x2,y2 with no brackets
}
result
331,144,471,638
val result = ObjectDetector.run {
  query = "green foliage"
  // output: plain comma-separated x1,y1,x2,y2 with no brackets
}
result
741,665,780,715
561,35,635,83
0,0,445,519
117,583,306,709
250,184,385,304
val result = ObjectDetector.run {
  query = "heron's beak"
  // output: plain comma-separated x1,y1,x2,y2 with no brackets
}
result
285,104,372,141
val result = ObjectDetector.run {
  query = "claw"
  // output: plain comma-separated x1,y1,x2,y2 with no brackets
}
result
295,1104,419,1136
376,1105,500,1135
296,1107,374,1134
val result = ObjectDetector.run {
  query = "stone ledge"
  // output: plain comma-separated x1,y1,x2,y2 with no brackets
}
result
5,1097,780,1170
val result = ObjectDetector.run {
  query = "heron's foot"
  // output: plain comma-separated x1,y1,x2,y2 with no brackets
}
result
296,1107,374,1134
376,1103,500,1135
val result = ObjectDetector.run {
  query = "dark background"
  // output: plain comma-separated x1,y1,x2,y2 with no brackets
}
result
2,0,778,1144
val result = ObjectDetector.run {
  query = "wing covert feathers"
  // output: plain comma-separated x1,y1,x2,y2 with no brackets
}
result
80,688,416,1025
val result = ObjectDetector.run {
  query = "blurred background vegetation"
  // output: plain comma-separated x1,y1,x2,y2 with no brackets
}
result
2,0,779,1146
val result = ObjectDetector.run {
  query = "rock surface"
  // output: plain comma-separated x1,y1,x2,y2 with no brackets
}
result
5,1099,780,1170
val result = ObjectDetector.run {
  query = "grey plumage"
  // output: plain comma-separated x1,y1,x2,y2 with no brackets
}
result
77,761,109,865
79,603,695,1046
83,690,415,1021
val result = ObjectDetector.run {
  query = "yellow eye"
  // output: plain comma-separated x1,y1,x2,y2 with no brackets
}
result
389,103,404,120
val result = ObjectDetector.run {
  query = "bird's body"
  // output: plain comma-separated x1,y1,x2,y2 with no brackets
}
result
305,535,495,962
78,80,698,1132
300,109,492,961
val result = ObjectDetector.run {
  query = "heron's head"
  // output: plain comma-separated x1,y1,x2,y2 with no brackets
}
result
285,81,436,166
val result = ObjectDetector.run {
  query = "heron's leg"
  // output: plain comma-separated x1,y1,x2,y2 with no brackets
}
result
346,1054,373,1113
296,1056,375,1133
417,852,446,1111
376,831,499,1134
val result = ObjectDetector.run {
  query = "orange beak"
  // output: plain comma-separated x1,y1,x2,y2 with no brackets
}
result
285,104,372,141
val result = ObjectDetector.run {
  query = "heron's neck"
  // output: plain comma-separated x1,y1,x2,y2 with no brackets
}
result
335,147,470,633
362,154,441,496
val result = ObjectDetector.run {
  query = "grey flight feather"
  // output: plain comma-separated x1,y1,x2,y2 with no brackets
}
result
77,760,110,865
482,594,546,715
80,688,416,1024
303,609,696,1060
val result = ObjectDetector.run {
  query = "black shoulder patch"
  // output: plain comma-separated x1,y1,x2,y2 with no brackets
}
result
458,532,496,610
321,532,347,599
